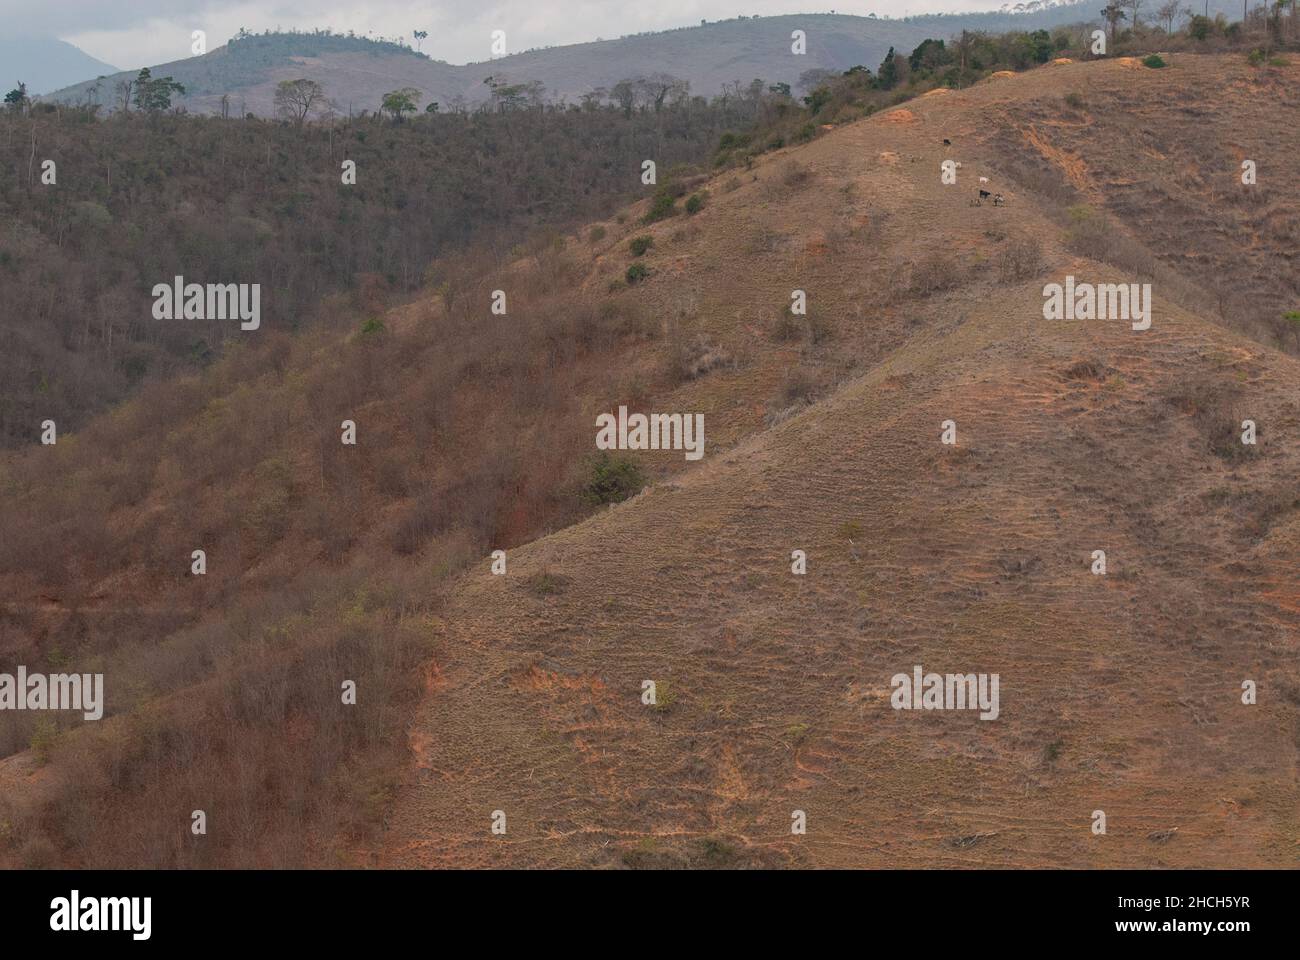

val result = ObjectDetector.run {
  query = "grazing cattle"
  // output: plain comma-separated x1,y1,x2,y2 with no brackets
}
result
979,189,991,200
979,176,990,184
993,194,1005,206
943,138,952,146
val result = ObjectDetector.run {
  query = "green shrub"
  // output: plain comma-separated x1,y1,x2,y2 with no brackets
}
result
838,520,863,540
589,224,607,242
1142,54,1166,69
625,262,649,285
642,189,677,224
696,836,738,865
580,452,646,505
629,235,654,256
685,192,708,215
645,679,676,711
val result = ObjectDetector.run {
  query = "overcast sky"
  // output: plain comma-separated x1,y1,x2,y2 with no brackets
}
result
2,1,1022,71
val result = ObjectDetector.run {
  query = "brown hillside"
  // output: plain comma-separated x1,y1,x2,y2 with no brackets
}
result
1,54,1294,869
379,54,1299,868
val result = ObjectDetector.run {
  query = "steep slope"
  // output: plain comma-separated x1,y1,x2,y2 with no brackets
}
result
986,57,1300,348
379,55,1299,868
46,8,1099,116
2,53,1294,869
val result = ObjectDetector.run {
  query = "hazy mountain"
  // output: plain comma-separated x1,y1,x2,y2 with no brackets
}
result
46,7,1104,116
0,36,119,95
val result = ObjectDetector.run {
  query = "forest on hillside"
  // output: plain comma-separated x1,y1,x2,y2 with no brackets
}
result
0,95,761,448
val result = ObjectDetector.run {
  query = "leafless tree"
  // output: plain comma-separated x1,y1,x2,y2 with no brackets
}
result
638,73,689,111
1101,2,1129,44
274,79,327,124
114,77,134,113
797,67,838,92
1156,0,1182,32
610,79,637,117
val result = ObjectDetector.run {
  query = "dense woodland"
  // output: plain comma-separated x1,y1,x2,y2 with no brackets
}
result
0,96,762,448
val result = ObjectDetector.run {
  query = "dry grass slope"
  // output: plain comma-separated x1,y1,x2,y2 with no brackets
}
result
379,54,1300,869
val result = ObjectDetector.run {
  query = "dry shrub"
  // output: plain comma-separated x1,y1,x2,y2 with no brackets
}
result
1163,374,1253,460
0,221,678,868
1063,358,1107,381
1065,207,1157,277
1224,183,1271,208
390,490,442,556
677,337,733,380
1265,212,1300,245
996,237,1046,283
908,252,968,297
304,497,357,563
771,311,803,342
1232,487,1300,540
805,311,835,345
772,366,819,412
991,149,1079,209
661,298,700,383
781,160,812,188
525,568,570,597
17,570,436,868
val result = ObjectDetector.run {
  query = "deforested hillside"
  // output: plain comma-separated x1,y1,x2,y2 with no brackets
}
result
379,53,1300,868
983,57,1300,350
1,52,1295,870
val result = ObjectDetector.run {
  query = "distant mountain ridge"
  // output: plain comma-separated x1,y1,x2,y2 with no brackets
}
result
0,36,118,95
46,7,1105,117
